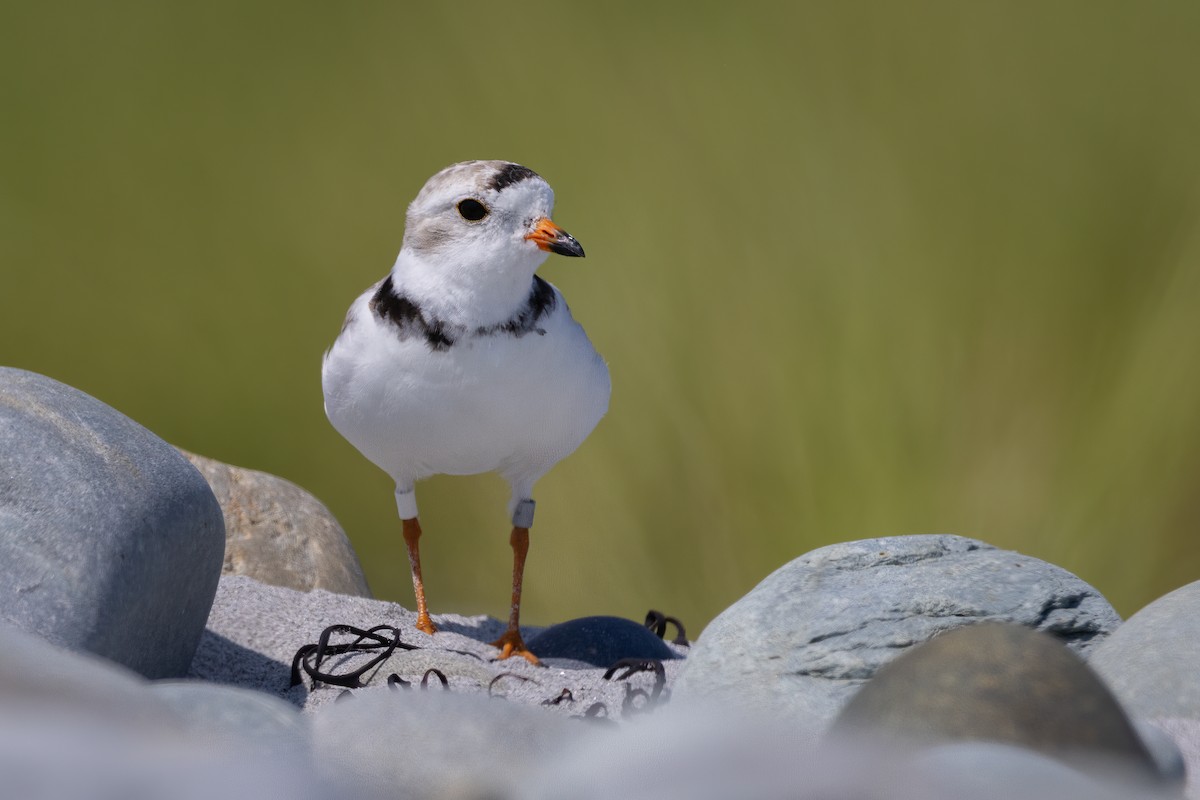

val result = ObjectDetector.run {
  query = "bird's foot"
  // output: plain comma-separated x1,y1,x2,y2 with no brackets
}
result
415,613,438,635
491,628,539,665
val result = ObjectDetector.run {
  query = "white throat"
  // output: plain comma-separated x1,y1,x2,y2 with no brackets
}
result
390,246,547,328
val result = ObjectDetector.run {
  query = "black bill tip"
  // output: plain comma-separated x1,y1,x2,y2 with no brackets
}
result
548,231,585,258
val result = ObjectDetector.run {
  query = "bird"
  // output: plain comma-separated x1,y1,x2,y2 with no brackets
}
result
321,160,610,663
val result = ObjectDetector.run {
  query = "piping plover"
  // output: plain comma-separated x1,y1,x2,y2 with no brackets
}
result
322,160,610,662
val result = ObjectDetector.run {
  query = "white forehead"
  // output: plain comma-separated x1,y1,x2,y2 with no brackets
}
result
409,160,555,213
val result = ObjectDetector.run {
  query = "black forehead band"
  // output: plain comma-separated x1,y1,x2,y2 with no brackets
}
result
488,163,540,192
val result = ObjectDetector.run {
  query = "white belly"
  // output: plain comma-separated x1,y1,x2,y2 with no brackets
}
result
322,286,610,496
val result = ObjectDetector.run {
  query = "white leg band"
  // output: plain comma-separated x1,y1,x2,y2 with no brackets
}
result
395,488,418,520
512,498,535,528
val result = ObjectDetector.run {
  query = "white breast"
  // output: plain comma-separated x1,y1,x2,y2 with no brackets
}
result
321,281,610,499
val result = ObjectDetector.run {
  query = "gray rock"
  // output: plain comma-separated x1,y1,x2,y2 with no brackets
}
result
526,709,823,800
1148,719,1200,800
0,367,224,678
0,714,325,800
0,620,182,727
195,575,686,719
149,681,310,760
0,621,326,799
311,686,581,800
829,624,1165,784
908,741,1179,800
180,450,371,598
1134,720,1189,789
1089,580,1200,720
526,708,1173,800
673,535,1120,728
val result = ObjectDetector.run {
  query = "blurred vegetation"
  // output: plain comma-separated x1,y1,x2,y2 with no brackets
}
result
3,2,1199,632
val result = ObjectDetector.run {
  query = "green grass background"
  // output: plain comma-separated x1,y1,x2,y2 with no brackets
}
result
4,2,1200,632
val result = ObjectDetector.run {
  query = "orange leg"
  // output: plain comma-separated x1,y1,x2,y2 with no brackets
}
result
401,517,437,635
491,526,538,664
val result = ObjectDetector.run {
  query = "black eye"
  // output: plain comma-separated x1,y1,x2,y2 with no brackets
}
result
457,199,489,221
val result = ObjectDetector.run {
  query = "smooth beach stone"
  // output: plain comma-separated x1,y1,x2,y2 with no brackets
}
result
149,681,309,759
0,622,322,798
0,709,323,800
1131,720,1189,786
908,741,1179,800
526,708,1175,800
525,709,821,800
180,450,371,598
1147,718,1200,799
0,367,224,678
830,623,1165,785
672,535,1120,728
525,615,676,668
0,620,181,728
1088,579,1200,719
311,686,581,800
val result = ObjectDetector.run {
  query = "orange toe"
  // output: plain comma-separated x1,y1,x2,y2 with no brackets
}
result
491,628,539,665
415,613,438,635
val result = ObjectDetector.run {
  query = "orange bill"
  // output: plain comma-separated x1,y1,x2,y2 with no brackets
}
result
525,218,585,257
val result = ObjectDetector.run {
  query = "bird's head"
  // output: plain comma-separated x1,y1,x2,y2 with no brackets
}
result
400,160,584,276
